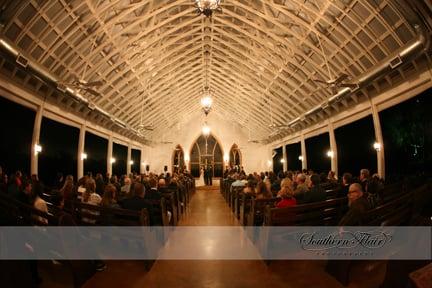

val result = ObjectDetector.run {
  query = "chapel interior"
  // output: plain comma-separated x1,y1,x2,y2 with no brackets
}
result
0,0,431,287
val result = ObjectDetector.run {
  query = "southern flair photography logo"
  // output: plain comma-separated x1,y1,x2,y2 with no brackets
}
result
299,230,393,252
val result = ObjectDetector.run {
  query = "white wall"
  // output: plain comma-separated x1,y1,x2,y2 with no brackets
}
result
145,113,272,174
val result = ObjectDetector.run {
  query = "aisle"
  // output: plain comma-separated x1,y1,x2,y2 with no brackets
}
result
138,185,284,288
80,186,383,288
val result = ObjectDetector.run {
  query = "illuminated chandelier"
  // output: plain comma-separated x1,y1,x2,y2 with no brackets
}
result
195,0,221,17
200,87,213,116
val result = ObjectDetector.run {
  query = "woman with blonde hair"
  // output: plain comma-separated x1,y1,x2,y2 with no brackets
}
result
276,185,297,208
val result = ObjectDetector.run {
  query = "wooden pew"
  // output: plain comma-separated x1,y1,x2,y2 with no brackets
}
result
263,197,348,226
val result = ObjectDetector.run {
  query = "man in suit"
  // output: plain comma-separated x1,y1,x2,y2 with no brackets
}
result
338,183,371,226
207,165,213,186
204,165,209,186
300,174,326,204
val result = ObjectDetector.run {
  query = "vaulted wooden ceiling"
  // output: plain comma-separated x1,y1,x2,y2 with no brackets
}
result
0,0,429,143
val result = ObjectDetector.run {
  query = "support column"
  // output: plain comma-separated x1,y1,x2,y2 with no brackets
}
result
371,103,385,179
77,124,86,179
300,134,307,170
282,145,287,172
127,144,132,175
31,106,43,176
107,135,113,176
140,146,145,174
328,121,338,177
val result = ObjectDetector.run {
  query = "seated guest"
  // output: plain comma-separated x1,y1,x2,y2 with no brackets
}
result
337,173,352,197
298,174,326,204
327,171,338,182
145,178,162,200
81,178,102,224
119,177,132,200
76,176,88,201
359,168,370,193
82,178,101,205
110,175,121,193
276,186,297,208
293,173,308,196
7,174,20,197
255,181,272,199
95,174,105,196
60,175,75,203
101,184,121,209
51,190,77,226
243,183,255,196
338,183,371,226
121,183,161,225
121,183,150,211
230,174,246,192
32,180,48,225
14,178,33,205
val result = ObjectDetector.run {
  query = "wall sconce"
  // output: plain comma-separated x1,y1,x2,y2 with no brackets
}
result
202,124,211,136
34,144,42,155
184,154,190,162
373,142,381,152
81,153,88,160
267,160,272,167
280,158,285,163
223,154,229,163
298,155,304,161
110,158,116,164
129,160,134,165
327,150,334,158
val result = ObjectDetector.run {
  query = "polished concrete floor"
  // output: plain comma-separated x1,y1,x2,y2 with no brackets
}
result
41,185,386,288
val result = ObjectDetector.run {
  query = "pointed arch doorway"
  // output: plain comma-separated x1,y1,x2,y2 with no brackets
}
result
172,145,185,173
189,133,223,178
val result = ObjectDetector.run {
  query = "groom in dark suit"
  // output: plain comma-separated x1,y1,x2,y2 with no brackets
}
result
206,165,213,186
204,165,209,186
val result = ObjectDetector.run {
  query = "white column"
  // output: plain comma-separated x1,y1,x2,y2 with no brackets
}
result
31,106,43,176
371,103,385,179
127,144,132,175
140,146,145,174
77,124,86,179
107,135,113,176
282,145,287,172
328,121,338,177
300,134,307,170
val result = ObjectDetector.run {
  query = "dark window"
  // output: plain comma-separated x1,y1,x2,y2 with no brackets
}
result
84,132,107,176
39,117,79,186
335,115,377,176
380,89,432,181
131,149,141,174
286,142,302,171
273,147,283,174
112,142,127,176
305,132,331,174
0,96,35,176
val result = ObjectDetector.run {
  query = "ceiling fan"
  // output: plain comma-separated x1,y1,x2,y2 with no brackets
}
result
138,123,154,131
312,73,358,94
57,78,104,97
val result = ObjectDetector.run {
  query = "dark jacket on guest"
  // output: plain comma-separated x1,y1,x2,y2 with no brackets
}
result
336,184,350,198
145,188,162,201
338,196,371,226
121,196,152,212
300,185,326,204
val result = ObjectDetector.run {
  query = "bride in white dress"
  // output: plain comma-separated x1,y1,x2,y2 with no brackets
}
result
196,166,205,187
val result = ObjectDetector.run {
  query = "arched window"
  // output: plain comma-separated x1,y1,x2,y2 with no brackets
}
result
229,144,242,167
189,134,223,177
172,145,185,173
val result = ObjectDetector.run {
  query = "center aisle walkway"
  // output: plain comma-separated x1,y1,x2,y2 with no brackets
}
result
82,185,384,288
